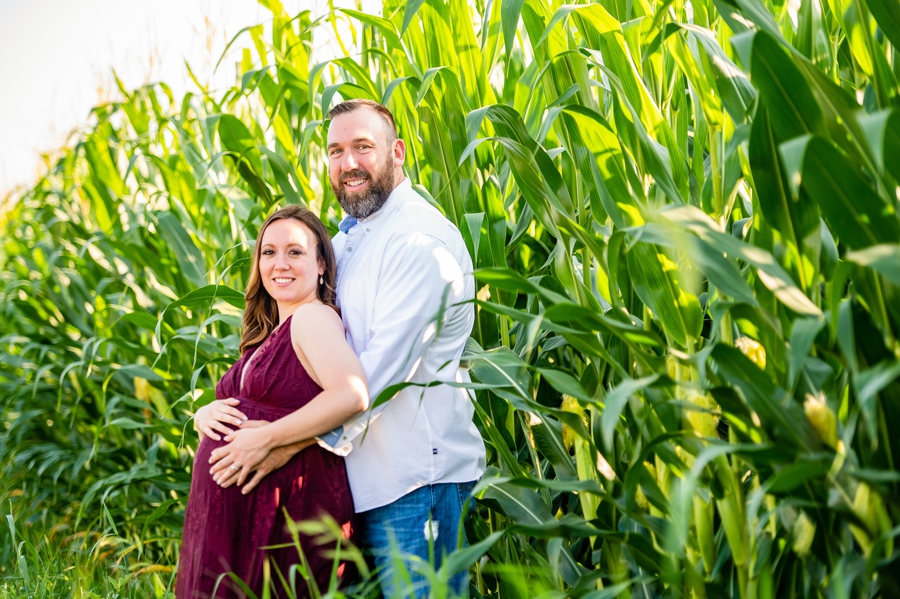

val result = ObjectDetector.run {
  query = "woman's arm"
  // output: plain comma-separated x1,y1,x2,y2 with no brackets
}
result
208,303,368,490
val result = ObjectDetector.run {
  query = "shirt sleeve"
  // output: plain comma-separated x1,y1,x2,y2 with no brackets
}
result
316,230,473,454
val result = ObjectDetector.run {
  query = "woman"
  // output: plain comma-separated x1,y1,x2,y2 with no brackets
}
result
176,206,368,598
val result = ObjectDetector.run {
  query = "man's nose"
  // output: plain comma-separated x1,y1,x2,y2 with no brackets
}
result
341,151,358,171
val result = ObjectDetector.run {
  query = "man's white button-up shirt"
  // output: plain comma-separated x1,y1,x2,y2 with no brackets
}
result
320,178,486,513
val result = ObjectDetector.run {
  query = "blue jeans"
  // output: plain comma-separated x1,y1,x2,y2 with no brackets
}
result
359,481,476,598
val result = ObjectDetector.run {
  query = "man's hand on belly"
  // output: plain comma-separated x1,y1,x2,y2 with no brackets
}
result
238,440,315,494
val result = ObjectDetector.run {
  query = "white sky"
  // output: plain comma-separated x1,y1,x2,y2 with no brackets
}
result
0,0,359,197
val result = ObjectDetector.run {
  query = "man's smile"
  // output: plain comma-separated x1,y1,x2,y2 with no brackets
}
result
343,177,368,191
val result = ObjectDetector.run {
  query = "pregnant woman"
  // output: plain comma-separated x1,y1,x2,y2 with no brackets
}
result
176,206,368,598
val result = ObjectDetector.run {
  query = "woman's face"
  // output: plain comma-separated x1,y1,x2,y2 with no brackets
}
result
258,218,324,313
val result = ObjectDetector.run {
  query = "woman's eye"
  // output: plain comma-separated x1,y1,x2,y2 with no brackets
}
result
262,250,274,255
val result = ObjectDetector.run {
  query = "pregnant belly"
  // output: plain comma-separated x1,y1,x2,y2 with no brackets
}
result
193,399,297,480
187,404,354,542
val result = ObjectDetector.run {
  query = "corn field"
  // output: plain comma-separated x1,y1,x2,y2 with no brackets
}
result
2,0,900,596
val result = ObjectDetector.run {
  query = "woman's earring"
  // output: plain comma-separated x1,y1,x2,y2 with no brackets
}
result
319,274,324,285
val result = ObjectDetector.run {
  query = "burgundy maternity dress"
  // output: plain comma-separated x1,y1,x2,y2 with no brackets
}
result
176,315,355,598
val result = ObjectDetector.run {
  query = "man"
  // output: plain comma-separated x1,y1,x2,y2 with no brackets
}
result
319,99,486,596
208,98,485,594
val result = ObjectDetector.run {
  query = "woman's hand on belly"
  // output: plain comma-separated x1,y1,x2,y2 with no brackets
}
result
209,424,273,486
193,398,248,441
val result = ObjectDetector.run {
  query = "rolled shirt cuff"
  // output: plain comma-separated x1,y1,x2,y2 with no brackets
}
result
315,425,353,457
315,407,387,457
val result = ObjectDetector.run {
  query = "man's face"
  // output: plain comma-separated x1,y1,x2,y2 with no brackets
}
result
326,108,404,219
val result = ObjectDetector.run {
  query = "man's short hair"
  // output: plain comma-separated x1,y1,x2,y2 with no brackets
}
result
327,99,398,144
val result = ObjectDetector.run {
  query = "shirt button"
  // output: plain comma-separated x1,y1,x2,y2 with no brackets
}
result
366,228,370,232
347,247,352,252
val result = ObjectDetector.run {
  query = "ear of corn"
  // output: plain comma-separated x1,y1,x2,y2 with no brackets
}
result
804,392,838,449
792,511,817,558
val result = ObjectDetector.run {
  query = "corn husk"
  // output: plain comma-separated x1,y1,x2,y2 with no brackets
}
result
735,336,766,370
694,494,715,573
850,482,889,554
792,511,816,557
714,455,749,566
560,393,585,451
635,461,656,510
686,390,718,438
635,486,648,510
804,392,838,449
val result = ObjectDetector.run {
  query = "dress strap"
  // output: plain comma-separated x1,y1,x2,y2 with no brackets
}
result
239,316,292,393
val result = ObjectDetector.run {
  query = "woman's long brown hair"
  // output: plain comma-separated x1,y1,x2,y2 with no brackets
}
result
239,205,338,355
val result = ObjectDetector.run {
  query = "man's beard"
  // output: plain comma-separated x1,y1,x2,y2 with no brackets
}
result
331,157,396,220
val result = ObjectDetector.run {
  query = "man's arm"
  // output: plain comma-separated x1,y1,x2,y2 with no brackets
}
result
318,231,473,452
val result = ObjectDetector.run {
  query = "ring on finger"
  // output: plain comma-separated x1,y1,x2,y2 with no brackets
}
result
230,464,240,471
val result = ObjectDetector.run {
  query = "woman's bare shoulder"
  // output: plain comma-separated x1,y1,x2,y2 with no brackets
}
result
290,303,343,337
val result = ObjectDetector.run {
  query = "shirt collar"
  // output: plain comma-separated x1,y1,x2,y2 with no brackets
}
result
338,215,358,234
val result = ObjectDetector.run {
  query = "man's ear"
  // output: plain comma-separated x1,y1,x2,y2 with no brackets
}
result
393,138,406,167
